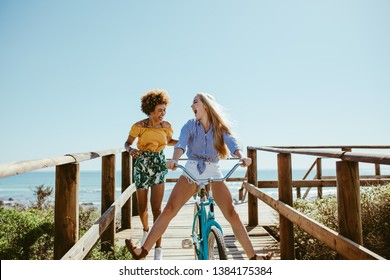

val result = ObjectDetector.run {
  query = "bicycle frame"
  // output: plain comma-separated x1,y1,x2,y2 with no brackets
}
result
174,161,242,260
192,195,223,259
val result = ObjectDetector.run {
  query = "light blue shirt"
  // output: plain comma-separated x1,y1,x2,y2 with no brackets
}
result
175,119,242,174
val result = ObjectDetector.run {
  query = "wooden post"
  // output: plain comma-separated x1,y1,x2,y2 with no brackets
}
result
296,187,301,199
238,187,244,201
375,164,381,176
101,154,115,252
238,170,248,201
247,148,258,226
336,160,363,259
316,158,322,198
131,157,139,216
54,163,79,259
121,151,132,229
277,153,295,260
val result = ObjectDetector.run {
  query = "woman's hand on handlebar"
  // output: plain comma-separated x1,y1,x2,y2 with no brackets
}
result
166,159,178,170
239,157,252,167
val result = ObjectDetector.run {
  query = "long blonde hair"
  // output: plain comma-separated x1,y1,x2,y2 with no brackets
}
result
196,93,233,159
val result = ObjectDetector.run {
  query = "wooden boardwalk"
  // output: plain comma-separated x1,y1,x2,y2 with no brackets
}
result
116,199,280,260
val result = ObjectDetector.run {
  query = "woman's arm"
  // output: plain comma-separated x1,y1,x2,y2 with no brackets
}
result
163,121,178,146
124,135,142,158
234,149,252,167
124,135,135,152
167,138,178,146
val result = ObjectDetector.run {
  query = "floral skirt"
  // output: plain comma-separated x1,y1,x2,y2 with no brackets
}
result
134,150,168,190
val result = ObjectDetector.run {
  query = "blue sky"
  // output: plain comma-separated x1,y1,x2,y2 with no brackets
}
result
1,0,389,171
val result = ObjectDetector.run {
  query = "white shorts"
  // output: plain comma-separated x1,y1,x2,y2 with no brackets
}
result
182,160,223,183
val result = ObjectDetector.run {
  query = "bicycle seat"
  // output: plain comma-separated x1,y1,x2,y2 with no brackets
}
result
193,183,210,201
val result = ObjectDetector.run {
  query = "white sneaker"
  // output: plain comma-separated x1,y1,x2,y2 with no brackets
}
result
141,230,149,246
154,247,163,260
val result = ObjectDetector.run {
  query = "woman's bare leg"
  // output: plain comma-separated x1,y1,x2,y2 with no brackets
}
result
212,181,256,258
134,176,197,254
136,189,149,232
150,183,164,248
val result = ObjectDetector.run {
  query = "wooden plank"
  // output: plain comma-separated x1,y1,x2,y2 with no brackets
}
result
257,179,390,188
116,201,280,260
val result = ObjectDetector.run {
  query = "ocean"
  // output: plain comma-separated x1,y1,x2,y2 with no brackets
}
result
0,167,385,208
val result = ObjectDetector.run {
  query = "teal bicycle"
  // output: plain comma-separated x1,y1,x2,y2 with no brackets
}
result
174,161,242,260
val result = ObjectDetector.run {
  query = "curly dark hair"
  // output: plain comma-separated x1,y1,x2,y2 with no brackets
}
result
141,89,171,115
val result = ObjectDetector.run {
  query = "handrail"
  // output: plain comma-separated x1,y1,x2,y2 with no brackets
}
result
0,148,125,178
250,146,390,165
270,145,390,149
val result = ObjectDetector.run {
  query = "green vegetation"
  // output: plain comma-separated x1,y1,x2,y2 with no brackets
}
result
269,184,390,259
0,207,54,259
0,185,130,260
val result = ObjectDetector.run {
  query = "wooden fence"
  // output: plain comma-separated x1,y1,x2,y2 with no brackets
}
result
0,150,247,260
0,148,135,259
244,145,390,260
1,145,389,260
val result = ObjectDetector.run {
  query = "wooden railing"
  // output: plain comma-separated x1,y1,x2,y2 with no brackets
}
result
0,148,135,260
255,146,390,200
244,145,390,260
0,151,246,260
1,145,389,260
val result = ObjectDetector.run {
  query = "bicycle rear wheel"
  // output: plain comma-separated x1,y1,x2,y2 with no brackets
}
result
207,226,228,260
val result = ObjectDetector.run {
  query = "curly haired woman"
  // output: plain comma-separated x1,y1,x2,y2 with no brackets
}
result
124,89,177,260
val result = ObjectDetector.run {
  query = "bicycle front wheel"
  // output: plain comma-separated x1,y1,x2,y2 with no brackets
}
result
193,202,201,260
207,226,228,260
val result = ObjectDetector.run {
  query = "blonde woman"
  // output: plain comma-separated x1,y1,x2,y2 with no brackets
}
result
124,89,177,260
126,93,272,260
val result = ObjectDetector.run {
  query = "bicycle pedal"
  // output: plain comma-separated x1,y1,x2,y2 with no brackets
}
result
182,238,193,249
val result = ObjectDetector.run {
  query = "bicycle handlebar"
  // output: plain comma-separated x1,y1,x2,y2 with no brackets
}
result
173,161,243,185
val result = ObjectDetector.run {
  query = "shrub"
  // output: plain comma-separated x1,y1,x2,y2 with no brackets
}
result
290,184,390,259
0,184,130,260
360,185,390,258
293,196,338,260
86,241,131,260
0,207,54,260
30,185,53,210
79,206,100,236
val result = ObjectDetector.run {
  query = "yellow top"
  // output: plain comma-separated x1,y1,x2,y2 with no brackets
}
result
129,124,173,152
